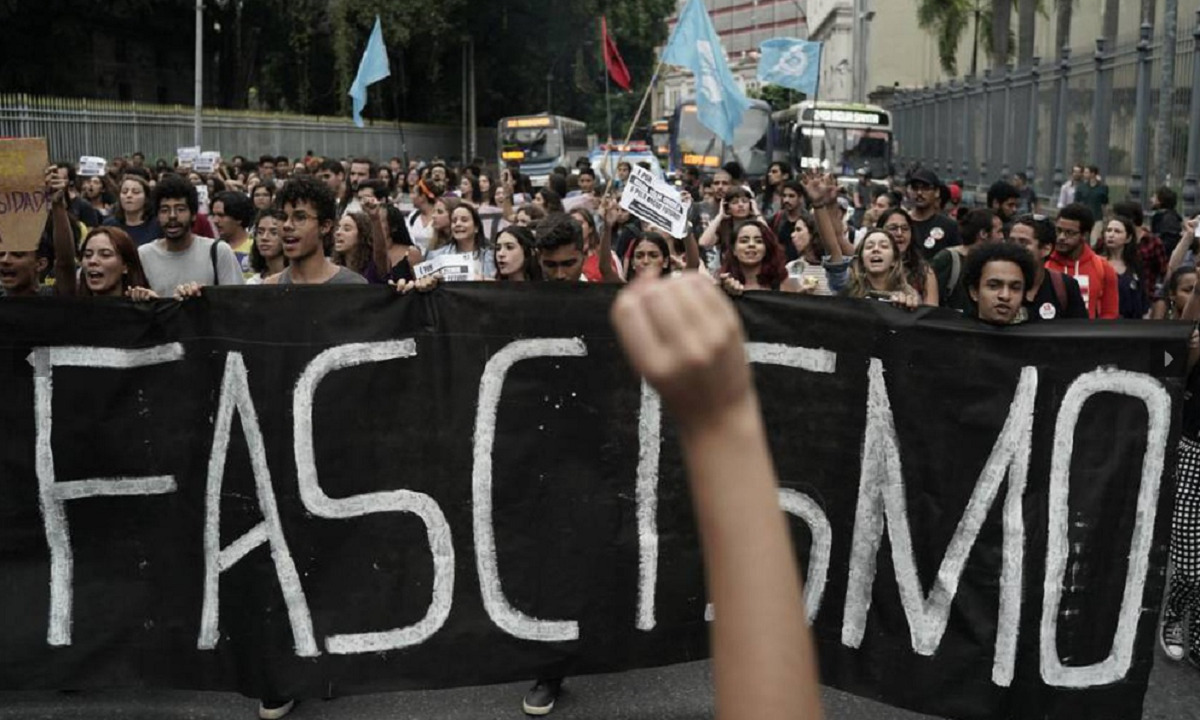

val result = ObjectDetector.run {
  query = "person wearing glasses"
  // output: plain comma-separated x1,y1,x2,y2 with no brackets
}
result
137,174,245,298
1007,214,1088,321
1044,203,1119,319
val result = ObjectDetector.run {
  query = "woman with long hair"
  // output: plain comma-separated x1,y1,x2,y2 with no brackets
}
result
758,161,793,217
250,182,275,212
405,179,440,253
101,174,161,247
458,174,482,206
625,233,672,282
840,230,919,309
1098,215,1148,318
533,187,565,214
332,211,380,281
876,207,938,306
424,196,459,253
495,225,540,281
426,201,496,280
247,209,287,284
70,227,153,297
718,219,798,295
699,186,758,257
571,208,622,282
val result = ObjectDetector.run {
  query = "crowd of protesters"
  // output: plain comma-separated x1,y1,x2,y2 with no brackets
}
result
7,144,1200,717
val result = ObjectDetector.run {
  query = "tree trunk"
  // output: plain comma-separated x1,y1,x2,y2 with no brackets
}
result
1155,0,1180,186
992,0,1012,68
1017,0,1036,65
1055,0,1073,54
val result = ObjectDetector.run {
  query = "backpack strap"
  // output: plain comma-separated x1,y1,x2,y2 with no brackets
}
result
1048,268,1067,309
947,248,962,293
209,239,220,287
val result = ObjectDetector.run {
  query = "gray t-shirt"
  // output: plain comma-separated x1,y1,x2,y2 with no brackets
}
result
277,266,368,285
138,236,245,297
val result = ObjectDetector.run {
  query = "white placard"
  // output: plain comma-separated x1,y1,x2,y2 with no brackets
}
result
194,151,221,175
77,156,107,178
618,165,691,239
413,252,480,282
196,184,210,214
176,146,201,165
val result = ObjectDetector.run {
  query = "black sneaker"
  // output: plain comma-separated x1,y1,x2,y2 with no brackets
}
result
522,678,563,716
1161,620,1186,661
258,698,295,719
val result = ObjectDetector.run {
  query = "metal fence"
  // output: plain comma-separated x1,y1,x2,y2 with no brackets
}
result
0,94,497,166
889,10,1200,215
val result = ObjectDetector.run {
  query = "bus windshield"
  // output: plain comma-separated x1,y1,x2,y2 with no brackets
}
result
676,105,771,177
501,127,562,162
795,126,891,179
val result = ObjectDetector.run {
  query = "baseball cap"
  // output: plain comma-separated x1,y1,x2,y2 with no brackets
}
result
907,167,942,188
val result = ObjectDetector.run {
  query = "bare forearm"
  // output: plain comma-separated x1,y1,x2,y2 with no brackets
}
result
678,399,823,720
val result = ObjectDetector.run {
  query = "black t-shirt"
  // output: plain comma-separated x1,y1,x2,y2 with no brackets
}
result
911,213,961,259
1023,270,1089,322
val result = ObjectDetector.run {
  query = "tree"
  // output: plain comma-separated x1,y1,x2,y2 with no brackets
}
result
917,0,1048,75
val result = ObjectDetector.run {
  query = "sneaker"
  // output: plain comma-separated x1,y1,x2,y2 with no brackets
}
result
1161,620,1186,661
258,698,295,719
522,678,563,716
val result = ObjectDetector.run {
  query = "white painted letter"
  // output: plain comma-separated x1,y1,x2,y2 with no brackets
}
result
638,342,837,630
293,340,455,654
29,344,184,646
473,338,587,641
198,353,318,657
779,489,833,624
1040,368,1170,687
843,360,1036,687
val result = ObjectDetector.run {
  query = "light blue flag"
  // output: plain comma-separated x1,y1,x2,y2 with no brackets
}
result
348,16,391,128
661,0,750,144
758,38,822,96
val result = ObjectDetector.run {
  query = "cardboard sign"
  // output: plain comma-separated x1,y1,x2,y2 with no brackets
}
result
196,184,210,215
78,156,107,178
194,152,221,175
619,164,690,238
0,137,51,252
413,252,480,282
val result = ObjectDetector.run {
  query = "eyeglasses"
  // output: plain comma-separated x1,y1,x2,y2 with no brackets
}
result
158,205,190,217
283,211,315,225
883,224,911,234
1054,225,1082,239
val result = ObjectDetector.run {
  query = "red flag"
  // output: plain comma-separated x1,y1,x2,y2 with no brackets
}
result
602,17,633,92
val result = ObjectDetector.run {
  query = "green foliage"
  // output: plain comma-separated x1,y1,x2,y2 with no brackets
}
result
915,0,1051,75
749,84,807,112
0,0,674,131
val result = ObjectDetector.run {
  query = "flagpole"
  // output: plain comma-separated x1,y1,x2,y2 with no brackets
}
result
605,25,613,144
599,55,666,199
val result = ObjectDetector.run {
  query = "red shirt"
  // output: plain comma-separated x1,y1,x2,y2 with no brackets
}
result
1046,244,1120,319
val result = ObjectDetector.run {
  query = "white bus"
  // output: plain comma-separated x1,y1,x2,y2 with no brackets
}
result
497,114,589,187
772,101,893,185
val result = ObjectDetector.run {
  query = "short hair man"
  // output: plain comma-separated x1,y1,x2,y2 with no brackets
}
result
258,155,276,182
0,244,52,297
535,213,586,282
987,180,1021,225
1007,214,1088,320
210,190,256,276
348,158,374,191
568,168,597,198
138,174,244,297
931,208,1002,311
1044,203,1119,319
265,175,366,286
1073,165,1109,230
315,159,348,210
1011,172,1038,214
964,241,1038,325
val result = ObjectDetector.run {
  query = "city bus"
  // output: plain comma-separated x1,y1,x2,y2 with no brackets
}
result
648,118,670,167
497,114,589,187
667,98,774,181
772,101,893,185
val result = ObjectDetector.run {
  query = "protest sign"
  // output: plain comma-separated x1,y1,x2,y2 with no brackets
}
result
0,137,50,252
176,146,201,167
77,156,107,178
413,252,479,282
619,164,690,238
194,151,221,175
0,286,1187,720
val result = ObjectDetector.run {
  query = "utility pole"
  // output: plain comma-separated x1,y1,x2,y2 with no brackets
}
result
194,0,203,146
469,37,476,162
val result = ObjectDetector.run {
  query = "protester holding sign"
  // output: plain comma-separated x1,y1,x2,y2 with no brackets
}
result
425,203,495,280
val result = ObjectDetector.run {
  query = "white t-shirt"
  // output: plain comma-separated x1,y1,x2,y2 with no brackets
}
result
406,211,434,253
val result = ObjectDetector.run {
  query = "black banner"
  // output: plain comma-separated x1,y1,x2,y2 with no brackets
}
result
0,285,1188,719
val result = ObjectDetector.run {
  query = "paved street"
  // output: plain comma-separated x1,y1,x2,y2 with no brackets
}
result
2,655,1196,719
